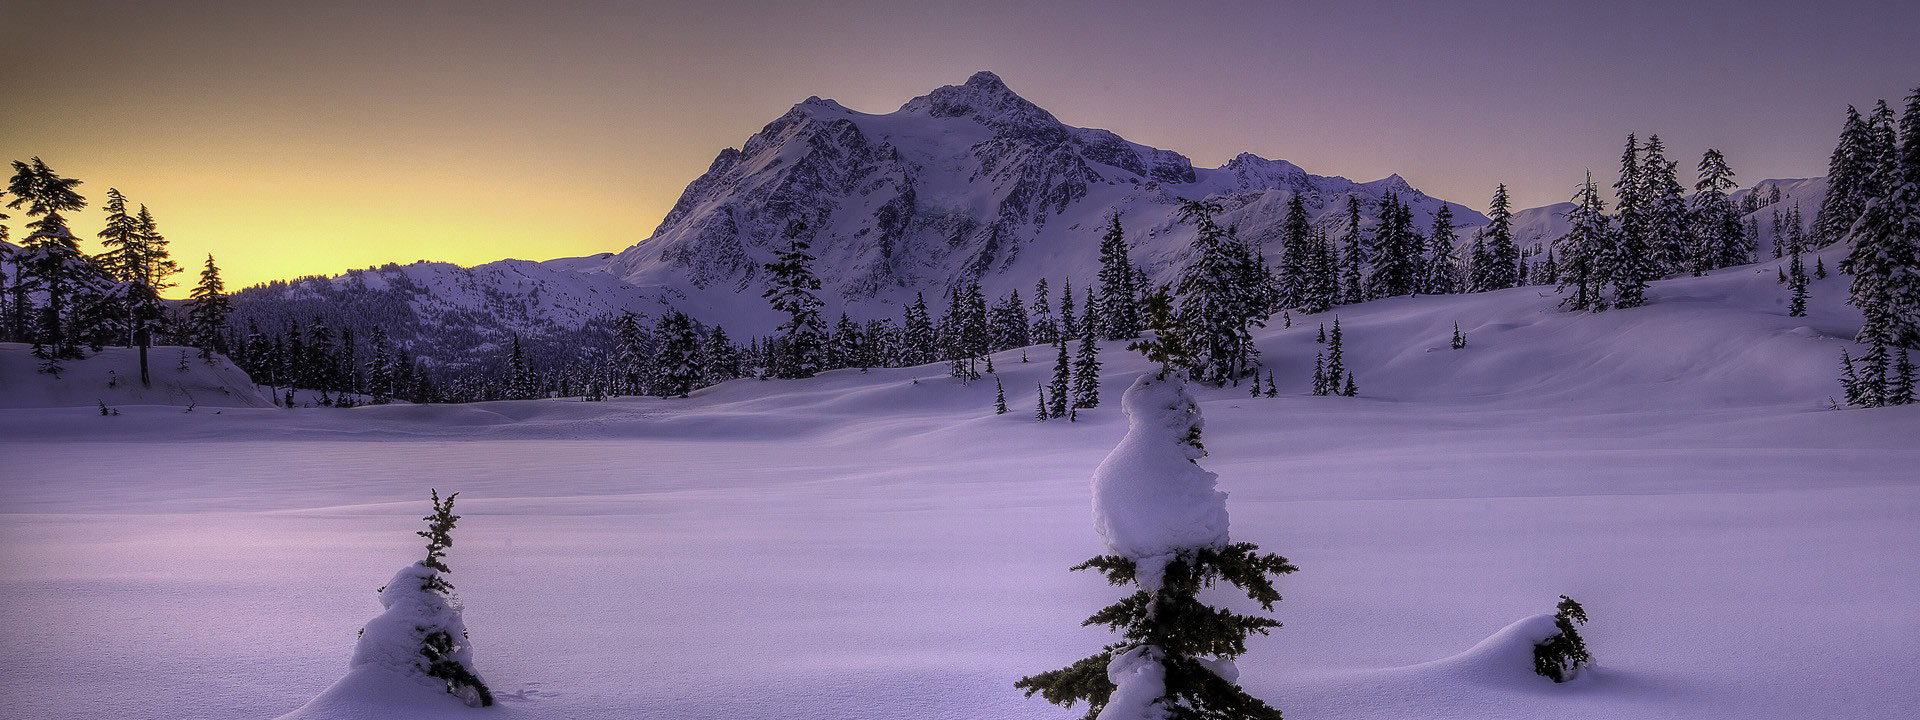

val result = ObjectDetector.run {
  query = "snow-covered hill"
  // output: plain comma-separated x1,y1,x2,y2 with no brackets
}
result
0,343,274,409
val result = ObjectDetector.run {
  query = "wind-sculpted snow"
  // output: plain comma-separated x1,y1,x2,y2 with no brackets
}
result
1090,374,1229,587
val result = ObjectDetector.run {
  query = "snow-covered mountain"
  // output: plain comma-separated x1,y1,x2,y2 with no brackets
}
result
227,72,1826,364
233,72,1486,358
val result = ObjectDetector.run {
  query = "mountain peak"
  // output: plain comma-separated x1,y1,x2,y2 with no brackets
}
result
898,71,1062,138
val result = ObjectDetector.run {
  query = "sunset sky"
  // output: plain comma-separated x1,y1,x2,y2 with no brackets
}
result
4,0,1916,294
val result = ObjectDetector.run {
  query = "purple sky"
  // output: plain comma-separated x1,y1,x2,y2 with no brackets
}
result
3,0,1916,287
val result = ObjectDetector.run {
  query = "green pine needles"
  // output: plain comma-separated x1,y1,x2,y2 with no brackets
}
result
1532,595,1593,683
1016,545,1298,720
419,489,460,592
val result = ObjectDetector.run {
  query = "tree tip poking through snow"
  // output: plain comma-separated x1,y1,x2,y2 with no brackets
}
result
1091,374,1231,589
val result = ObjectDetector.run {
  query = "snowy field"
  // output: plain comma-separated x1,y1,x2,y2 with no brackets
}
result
3,253,1917,719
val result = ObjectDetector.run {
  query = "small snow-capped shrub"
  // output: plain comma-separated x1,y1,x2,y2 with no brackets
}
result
1533,595,1593,683
353,490,493,707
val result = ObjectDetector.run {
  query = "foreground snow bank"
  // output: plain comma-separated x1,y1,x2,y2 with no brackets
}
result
278,563,491,719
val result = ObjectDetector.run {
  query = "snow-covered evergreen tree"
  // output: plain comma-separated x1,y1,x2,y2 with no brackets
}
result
1532,595,1592,684
1690,149,1743,273
762,220,826,378
1073,325,1102,409
329,490,492,709
1031,278,1060,346
1017,297,1296,720
995,376,1009,414
1098,213,1142,340
1789,252,1810,318
1557,173,1613,312
655,310,702,398
1174,200,1265,385
7,157,93,370
1366,192,1421,299
1640,136,1690,274
1339,195,1366,305
902,292,938,367
1817,105,1880,247
1481,184,1521,290
1841,87,1920,348
1424,204,1460,295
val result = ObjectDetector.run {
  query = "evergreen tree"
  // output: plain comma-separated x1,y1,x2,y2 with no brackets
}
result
1869,99,1900,197
993,290,1032,351
366,325,394,404
1424,204,1460,295
1325,317,1346,393
902,292,938,366
1610,135,1655,308
1481,184,1522,290
1466,231,1492,292
1297,224,1338,314
1557,174,1613,312
1451,323,1467,350
1816,105,1878,246
655,310,702,398
762,220,826,378
1342,372,1357,397
185,255,232,357
1263,371,1277,398
1310,352,1328,396
1098,213,1142,339
832,312,863,370
995,376,1009,414
1532,596,1593,683
1018,296,1295,720
1276,195,1313,309
1366,192,1422,299
1073,326,1102,409
1816,255,1828,280
1840,87,1920,348
1031,278,1059,346
6,157,91,369
1789,252,1810,318
1050,336,1071,418
1890,348,1915,406
1339,195,1366,304
1839,348,1864,406
703,326,742,385
1061,276,1079,341
1174,200,1266,385
1689,149,1743,273
1036,384,1050,422
1860,339,1891,407
1640,136,1690,273
346,490,492,707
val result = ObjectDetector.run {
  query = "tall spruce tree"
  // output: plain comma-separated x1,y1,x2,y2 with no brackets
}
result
1481,184,1521,290
762,220,826,378
1050,335,1072,418
1031,278,1059,346
1339,195,1366,304
1816,106,1878,246
1640,135,1690,274
1174,200,1266,385
1789,252,1810,318
1098,213,1142,340
1424,204,1459,295
902,292,938,366
655,310,701,397
1557,173,1614,312
1276,195,1313,309
6,157,91,369
1841,87,1920,348
185,255,232,357
1366,192,1421,298
1690,149,1743,273
1061,276,1079,341
1073,325,1102,409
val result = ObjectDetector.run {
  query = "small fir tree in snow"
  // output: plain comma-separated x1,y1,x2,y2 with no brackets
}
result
1098,213,1143,340
1263,371,1277,398
1451,323,1467,350
1324,318,1346,392
1341,373,1357,398
1815,255,1828,280
1532,595,1593,683
1310,353,1328,397
1017,296,1296,720
995,377,1009,415
338,490,492,708
1037,384,1050,422
1839,349,1865,407
655,310,702,398
1556,173,1613,312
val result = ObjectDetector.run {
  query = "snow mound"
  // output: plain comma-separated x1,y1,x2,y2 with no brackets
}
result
277,563,489,719
1099,646,1170,720
1091,374,1230,580
0,343,273,409
1406,613,1569,686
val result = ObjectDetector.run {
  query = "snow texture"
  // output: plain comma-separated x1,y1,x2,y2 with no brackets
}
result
1099,646,1169,720
1091,373,1230,591
3,242,1917,719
